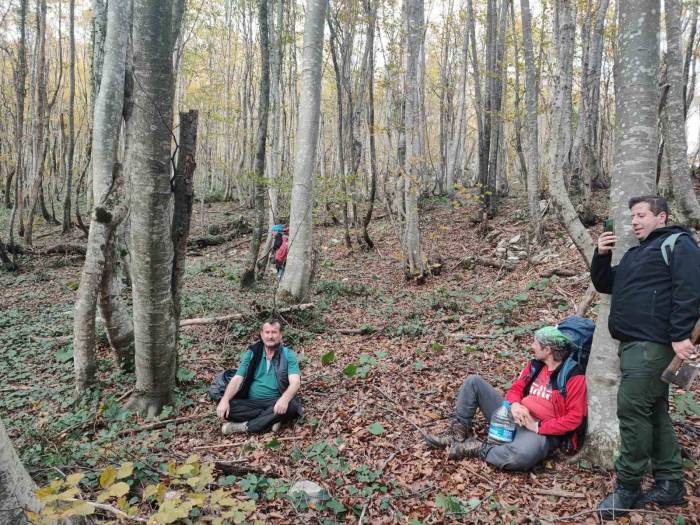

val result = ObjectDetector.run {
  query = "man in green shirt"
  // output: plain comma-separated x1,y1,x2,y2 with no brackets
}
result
216,319,301,434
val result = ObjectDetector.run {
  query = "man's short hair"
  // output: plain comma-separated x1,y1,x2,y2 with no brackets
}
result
261,318,283,331
534,326,571,362
628,195,669,223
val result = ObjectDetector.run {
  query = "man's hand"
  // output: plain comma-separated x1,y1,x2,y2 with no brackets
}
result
510,402,531,426
273,397,289,415
672,339,696,360
521,413,539,433
216,399,229,420
597,231,617,255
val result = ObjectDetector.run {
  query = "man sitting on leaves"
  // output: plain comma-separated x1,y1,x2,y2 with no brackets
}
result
424,326,587,471
216,319,302,434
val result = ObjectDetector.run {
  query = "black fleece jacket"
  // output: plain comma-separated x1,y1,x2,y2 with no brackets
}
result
591,225,700,344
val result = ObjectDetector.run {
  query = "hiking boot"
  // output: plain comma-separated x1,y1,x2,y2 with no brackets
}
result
221,421,248,435
596,482,641,520
448,437,484,460
271,422,282,433
636,480,686,508
424,421,470,449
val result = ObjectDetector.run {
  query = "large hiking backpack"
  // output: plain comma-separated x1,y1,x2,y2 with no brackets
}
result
208,368,237,401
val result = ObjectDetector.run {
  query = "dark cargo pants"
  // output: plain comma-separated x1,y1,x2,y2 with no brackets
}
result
227,397,302,433
455,374,558,470
616,341,683,484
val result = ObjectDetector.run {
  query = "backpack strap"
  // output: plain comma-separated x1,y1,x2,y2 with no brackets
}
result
524,360,545,396
661,232,685,266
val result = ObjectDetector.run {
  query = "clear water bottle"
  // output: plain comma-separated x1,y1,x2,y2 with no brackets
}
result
487,400,516,444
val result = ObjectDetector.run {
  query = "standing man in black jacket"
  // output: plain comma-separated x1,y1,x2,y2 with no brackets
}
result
591,196,700,519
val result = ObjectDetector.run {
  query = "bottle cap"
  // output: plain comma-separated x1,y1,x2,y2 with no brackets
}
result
502,400,511,408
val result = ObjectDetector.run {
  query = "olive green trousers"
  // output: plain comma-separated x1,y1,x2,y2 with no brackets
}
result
615,341,683,484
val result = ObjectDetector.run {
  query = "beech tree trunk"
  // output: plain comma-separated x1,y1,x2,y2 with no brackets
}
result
582,0,659,468
0,418,41,525
403,0,426,279
126,0,180,416
73,0,130,393
548,0,594,266
240,0,270,288
62,0,76,233
664,0,700,227
520,0,542,241
277,0,328,304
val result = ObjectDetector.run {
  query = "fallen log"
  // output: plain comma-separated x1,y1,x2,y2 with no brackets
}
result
455,256,516,272
187,218,252,249
539,267,578,278
6,243,86,256
180,303,315,327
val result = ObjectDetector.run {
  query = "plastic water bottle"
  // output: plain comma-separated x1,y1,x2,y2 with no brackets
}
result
487,400,516,444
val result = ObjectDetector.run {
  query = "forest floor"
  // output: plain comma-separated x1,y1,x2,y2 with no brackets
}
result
1,192,699,524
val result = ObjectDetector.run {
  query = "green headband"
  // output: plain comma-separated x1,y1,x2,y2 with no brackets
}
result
534,326,571,351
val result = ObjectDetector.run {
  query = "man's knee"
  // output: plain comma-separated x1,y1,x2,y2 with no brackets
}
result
461,374,485,392
484,445,541,471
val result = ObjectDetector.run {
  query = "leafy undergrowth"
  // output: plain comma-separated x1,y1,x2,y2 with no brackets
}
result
1,194,698,524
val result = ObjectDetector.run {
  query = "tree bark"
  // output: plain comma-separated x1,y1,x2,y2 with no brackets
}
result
359,0,377,250
62,0,76,233
581,0,660,468
240,0,270,288
0,418,41,525
520,0,543,241
664,0,700,227
548,0,594,266
73,0,130,393
276,0,328,304
126,0,180,416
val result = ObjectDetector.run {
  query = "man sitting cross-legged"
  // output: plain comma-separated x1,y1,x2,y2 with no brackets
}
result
216,319,302,434
424,326,587,470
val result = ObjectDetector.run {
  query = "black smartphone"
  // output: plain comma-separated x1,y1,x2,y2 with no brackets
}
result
603,218,614,233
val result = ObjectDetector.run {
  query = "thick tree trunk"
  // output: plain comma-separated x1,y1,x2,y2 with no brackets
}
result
276,0,328,304
73,0,129,393
359,0,377,250
240,0,271,288
664,0,700,227
0,418,41,525
126,0,180,416
581,0,660,468
520,0,543,241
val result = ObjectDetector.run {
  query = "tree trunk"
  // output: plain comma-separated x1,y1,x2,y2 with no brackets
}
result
520,0,543,241
359,0,377,250
0,418,41,525
73,0,129,393
403,0,426,279
24,0,48,248
581,0,660,468
126,0,180,416
62,0,76,233
664,0,700,227
276,0,328,304
548,0,594,266
241,0,270,288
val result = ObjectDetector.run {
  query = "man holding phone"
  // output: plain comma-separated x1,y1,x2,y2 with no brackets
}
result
591,196,700,519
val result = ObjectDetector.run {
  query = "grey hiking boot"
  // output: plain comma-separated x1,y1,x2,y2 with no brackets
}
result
448,437,484,460
271,422,281,433
222,421,248,435
424,420,470,449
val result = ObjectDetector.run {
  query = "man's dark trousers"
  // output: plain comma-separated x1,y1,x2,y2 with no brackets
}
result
616,341,683,484
227,397,302,433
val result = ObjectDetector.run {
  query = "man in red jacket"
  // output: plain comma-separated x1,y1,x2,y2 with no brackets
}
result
424,326,587,470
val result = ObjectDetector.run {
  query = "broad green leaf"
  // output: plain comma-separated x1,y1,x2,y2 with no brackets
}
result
430,342,444,352
414,360,426,371
367,422,385,435
321,351,335,366
265,437,281,449
343,364,357,377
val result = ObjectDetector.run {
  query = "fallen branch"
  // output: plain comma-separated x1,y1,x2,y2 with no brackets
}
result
67,498,147,523
180,303,315,327
575,282,597,317
117,413,208,436
6,243,86,257
538,267,578,278
530,487,585,499
455,256,516,272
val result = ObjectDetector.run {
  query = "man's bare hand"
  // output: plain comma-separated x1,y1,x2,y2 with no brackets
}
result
597,231,617,255
672,339,696,360
522,413,539,433
510,402,530,426
273,397,289,415
216,399,229,420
